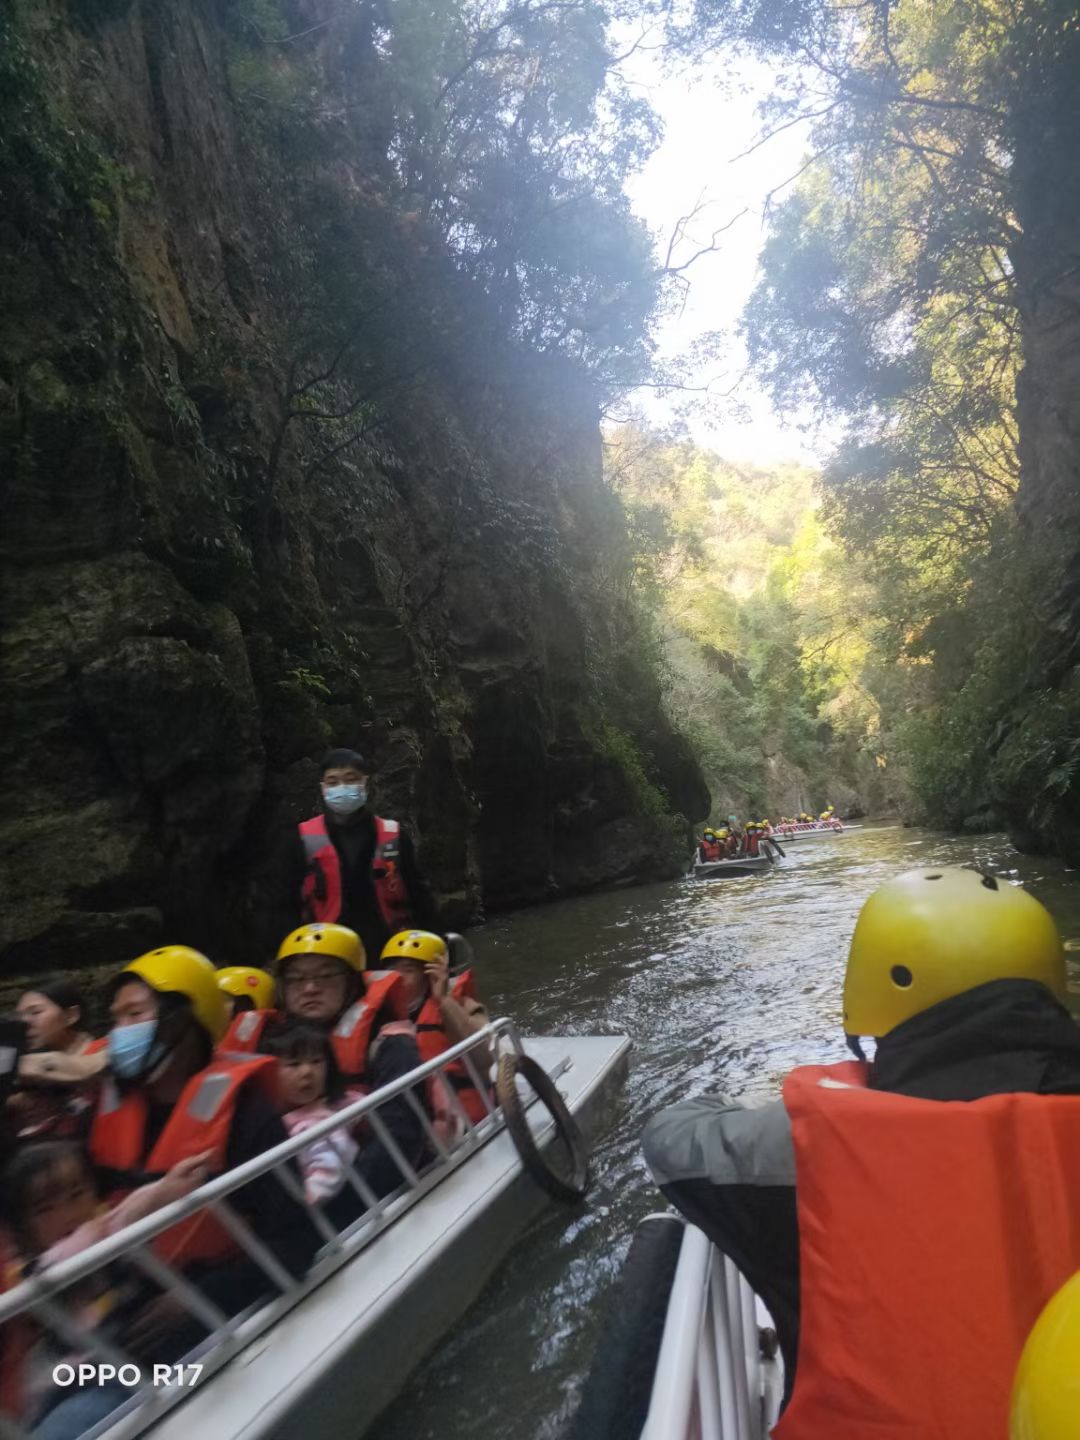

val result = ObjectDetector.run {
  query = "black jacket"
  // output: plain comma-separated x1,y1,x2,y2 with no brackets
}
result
869,978,1080,1098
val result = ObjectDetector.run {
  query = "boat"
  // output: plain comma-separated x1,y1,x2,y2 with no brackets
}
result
777,822,862,842
573,1214,783,1440
691,838,782,879
692,854,773,879
0,1020,630,1440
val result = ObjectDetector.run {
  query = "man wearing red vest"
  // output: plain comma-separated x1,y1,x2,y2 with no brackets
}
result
644,867,1080,1436
280,748,438,965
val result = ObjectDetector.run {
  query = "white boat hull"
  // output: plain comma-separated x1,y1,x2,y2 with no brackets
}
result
140,1035,630,1440
692,855,772,879
778,824,861,842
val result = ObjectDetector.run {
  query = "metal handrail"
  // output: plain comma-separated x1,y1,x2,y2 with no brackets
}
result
640,1224,783,1440
0,1017,518,1322
0,1016,559,1440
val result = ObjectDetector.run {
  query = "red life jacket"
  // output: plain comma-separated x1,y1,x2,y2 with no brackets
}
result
298,813,412,931
746,830,760,856
774,1060,1080,1440
414,970,491,1125
0,1242,32,1421
218,1007,279,1055
700,840,722,862
217,973,411,1087
89,1053,277,1268
330,970,411,1084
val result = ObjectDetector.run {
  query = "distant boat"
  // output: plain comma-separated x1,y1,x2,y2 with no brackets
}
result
778,823,863,841
692,852,774,879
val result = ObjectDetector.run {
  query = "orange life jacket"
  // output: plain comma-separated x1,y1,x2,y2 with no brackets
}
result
88,1053,277,1268
218,1006,279,1055
219,972,412,1086
700,840,722,862
774,1060,1080,1440
414,970,491,1125
298,813,412,930
0,1243,31,1421
330,971,411,1084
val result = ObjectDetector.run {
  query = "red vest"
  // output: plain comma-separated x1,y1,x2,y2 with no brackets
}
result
700,840,722,862
0,1243,31,1420
774,1061,1080,1440
299,813,412,930
414,970,490,1124
219,972,412,1086
330,970,411,1083
89,1053,277,1267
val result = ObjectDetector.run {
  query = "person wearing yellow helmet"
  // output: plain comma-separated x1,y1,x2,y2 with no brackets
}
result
89,946,319,1304
698,829,723,863
216,966,275,1019
644,867,1080,1428
1011,1270,1080,1440
271,924,427,1204
381,931,492,1123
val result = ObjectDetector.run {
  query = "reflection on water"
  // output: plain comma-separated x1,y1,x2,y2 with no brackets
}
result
370,828,1080,1440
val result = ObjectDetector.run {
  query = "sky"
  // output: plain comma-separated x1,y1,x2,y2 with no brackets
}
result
619,47,827,465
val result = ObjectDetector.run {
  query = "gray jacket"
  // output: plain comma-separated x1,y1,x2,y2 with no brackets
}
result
643,1095,795,1191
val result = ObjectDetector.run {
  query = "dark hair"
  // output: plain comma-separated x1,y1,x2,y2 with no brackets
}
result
20,977,84,1024
260,1021,344,1103
2,1141,97,1249
319,748,366,776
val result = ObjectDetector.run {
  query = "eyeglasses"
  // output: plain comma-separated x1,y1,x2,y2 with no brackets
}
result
283,969,345,990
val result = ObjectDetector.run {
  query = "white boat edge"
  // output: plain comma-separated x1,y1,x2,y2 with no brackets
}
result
641,1221,783,1440
116,1034,630,1440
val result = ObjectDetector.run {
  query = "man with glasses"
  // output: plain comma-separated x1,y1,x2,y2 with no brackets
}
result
276,923,425,1206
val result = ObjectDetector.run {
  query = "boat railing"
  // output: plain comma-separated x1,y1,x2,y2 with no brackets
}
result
640,1224,782,1440
0,1017,552,1440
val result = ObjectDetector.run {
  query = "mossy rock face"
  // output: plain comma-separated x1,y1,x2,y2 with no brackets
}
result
0,0,708,971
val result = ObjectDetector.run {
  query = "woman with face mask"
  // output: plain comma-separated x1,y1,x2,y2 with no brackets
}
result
89,946,319,1340
276,746,440,966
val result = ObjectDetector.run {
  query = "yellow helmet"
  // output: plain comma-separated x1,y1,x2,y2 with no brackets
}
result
123,946,228,1043
1010,1271,1080,1439
844,867,1065,1038
703,829,716,840
718,828,730,839
275,923,366,973
216,966,275,1011
381,930,448,966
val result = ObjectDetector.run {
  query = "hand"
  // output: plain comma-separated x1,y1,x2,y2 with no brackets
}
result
426,955,450,1002
120,1292,189,1356
159,1150,213,1202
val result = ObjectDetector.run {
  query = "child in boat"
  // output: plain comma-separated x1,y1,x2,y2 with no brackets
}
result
263,1022,359,1205
1,1140,210,1431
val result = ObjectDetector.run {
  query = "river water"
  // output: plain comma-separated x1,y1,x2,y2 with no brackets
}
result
371,826,1080,1440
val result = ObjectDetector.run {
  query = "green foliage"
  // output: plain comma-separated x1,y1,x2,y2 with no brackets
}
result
606,423,880,818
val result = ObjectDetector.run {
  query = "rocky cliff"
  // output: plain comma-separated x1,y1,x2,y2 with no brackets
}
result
0,0,708,972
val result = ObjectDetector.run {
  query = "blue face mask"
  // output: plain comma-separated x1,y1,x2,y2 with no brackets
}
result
108,1020,159,1079
324,783,366,816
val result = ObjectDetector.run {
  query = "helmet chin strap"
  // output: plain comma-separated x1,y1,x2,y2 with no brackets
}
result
845,1032,867,1061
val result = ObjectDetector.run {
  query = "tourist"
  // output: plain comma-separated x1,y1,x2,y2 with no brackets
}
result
644,867,1080,1433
